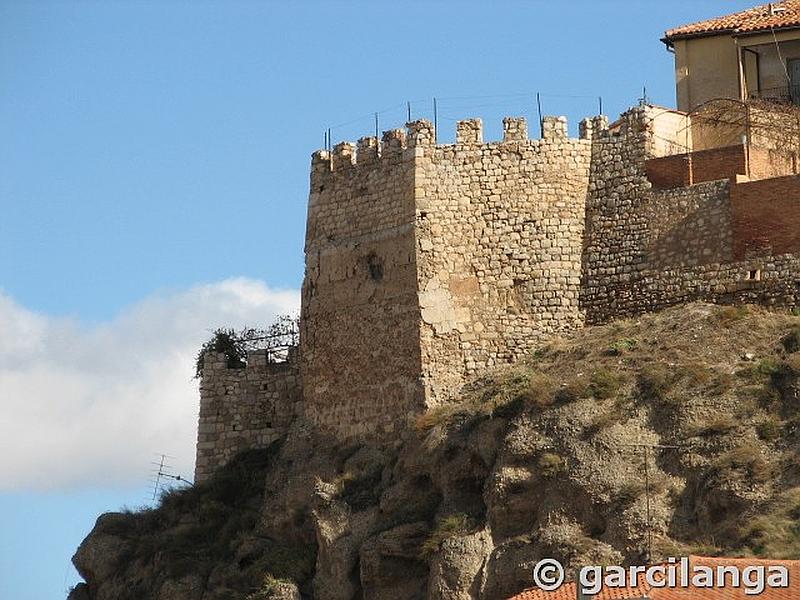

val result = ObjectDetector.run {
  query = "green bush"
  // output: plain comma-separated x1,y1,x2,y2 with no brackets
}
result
693,415,738,438
606,338,638,356
712,442,773,485
614,481,646,507
195,328,247,377
770,357,800,395
98,444,317,597
738,489,800,558
554,375,590,404
589,368,625,400
715,305,751,325
638,364,674,402
756,418,783,442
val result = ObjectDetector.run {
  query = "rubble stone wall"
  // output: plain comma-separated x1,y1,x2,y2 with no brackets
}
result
300,131,424,439
300,115,594,430
194,349,301,483
582,107,800,323
193,103,800,478
413,116,591,404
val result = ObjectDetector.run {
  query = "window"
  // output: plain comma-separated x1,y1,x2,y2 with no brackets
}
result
367,253,384,281
788,59,800,105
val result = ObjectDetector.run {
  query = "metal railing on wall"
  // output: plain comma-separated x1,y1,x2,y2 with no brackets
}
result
320,90,633,150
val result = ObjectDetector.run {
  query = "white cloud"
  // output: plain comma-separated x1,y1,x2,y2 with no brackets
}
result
0,279,300,492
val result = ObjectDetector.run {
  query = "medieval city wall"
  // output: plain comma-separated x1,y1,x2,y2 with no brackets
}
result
300,131,424,439
412,116,591,404
300,115,594,430
193,102,800,474
582,106,800,323
194,349,301,483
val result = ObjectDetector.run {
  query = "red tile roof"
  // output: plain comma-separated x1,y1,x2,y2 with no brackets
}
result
664,1,800,42
508,556,800,600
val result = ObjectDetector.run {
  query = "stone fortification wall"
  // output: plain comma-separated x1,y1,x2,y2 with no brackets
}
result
582,106,800,322
301,129,424,439
194,349,301,483
301,114,594,435
303,105,800,440
413,116,591,403
645,180,732,269
193,102,800,477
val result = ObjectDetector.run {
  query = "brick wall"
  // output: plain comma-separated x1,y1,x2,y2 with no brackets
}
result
645,145,747,189
731,175,800,259
646,144,796,190
582,106,800,323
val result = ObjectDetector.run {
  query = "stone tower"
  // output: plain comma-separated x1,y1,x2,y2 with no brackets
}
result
301,116,593,439
196,103,800,479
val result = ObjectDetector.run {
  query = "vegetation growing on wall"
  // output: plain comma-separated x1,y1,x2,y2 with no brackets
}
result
195,315,300,378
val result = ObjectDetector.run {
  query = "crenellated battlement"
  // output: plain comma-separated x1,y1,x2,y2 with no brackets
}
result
194,348,301,483
302,111,601,438
197,100,800,474
312,115,599,172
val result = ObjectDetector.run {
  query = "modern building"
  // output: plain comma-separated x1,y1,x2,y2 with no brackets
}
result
664,1,800,110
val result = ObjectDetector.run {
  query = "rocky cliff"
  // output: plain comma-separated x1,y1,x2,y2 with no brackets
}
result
70,303,800,600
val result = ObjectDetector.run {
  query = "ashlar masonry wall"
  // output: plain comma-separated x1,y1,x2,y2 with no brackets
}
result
194,349,301,483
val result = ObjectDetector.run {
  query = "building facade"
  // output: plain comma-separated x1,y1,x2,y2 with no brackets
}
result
664,1,800,111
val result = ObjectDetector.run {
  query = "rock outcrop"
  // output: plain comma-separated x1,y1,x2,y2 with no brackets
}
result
71,304,800,600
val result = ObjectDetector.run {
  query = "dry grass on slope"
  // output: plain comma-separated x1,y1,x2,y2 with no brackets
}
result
415,303,800,560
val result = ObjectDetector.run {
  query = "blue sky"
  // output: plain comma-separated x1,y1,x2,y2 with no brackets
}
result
0,1,756,598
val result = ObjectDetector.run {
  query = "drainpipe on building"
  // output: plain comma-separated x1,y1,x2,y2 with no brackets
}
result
735,37,747,103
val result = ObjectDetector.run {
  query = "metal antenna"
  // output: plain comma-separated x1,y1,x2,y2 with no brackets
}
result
149,453,193,504
433,97,438,143
150,454,167,502
536,92,544,137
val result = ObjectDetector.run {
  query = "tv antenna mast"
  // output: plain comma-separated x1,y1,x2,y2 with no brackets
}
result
149,453,193,503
